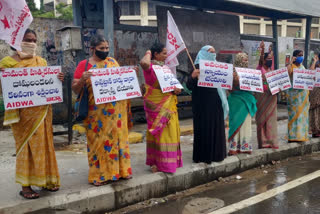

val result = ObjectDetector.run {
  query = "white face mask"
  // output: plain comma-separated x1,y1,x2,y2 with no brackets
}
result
17,42,37,59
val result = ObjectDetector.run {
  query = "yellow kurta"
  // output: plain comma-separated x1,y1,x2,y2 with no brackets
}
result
0,56,60,188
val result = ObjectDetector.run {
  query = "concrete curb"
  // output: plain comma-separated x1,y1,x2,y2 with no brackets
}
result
1,139,319,214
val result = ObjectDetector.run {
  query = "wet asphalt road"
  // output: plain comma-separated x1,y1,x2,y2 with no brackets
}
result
112,152,320,214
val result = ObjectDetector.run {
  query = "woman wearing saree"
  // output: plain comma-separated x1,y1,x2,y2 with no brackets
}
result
0,29,64,199
140,43,183,173
72,35,132,185
286,50,310,142
255,42,279,149
228,53,257,155
187,45,227,163
309,54,320,137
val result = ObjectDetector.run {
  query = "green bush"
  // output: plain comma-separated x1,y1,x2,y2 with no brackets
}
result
30,2,73,21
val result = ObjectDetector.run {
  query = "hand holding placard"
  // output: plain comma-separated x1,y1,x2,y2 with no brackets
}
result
293,69,316,90
90,66,142,104
235,67,263,93
198,60,233,89
265,67,292,95
1,66,63,110
152,65,183,93
314,68,320,87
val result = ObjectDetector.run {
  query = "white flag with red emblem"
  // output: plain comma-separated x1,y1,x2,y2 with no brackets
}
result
166,57,179,76
0,0,33,51
165,11,186,73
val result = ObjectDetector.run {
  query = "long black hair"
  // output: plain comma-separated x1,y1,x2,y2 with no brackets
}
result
150,43,165,60
293,49,303,57
90,34,108,48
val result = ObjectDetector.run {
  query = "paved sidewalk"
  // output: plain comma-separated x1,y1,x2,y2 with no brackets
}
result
0,106,309,214
72,104,289,145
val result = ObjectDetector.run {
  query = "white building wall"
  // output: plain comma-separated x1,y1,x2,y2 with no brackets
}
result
117,0,320,39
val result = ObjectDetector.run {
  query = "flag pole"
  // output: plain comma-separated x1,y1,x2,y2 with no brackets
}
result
185,48,196,70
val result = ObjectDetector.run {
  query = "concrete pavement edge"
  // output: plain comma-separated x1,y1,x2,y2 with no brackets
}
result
1,139,319,214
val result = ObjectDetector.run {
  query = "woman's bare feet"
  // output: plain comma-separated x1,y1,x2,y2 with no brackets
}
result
151,165,158,173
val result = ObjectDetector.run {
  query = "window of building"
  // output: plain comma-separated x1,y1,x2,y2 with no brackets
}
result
244,16,260,20
243,23,260,35
265,25,281,36
311,27,319,39
287,26,302,37
118,1,140,16
312,18,320,24
287,19,302,23
148,2,156,16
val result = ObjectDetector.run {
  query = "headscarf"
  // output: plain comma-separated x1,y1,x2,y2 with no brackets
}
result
195,45,229,120
194,45,216,65
234,52,249,68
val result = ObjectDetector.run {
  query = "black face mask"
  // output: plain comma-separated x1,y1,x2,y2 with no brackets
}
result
265,59,272,68
95,49,109,60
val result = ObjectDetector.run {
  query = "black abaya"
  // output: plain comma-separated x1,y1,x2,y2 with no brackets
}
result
186,65,226,163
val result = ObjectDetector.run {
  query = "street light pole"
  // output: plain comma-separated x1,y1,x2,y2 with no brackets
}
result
104,0,114,57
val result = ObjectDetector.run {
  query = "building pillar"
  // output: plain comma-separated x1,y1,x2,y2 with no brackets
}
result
239,16,244,34
72,0,82,26
260,18,266,35
318,18,320,39
281,20,287,37
304,17,312,68
103,0,114,56
272,18,279,69
140,0,148,26
302,18,307,38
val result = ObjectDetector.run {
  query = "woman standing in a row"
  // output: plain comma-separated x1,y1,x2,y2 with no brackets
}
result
286,50,310,142
228,53,257,155
72,35,133,185
309,53,320,137
0,29,64,199
255,42,279,149
140,43,183,173
187,45,227,163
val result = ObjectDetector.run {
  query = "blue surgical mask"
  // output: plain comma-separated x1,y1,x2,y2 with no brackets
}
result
295,56,304,64
212,53,217,61
202,52,216,61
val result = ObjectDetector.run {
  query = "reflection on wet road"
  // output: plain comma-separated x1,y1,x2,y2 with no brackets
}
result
112,152,320,214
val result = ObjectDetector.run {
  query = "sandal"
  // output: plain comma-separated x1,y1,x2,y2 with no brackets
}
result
19,191,39,199
42,187,59,192
93,182,104,186
92,181,111,186
121,175,132,180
